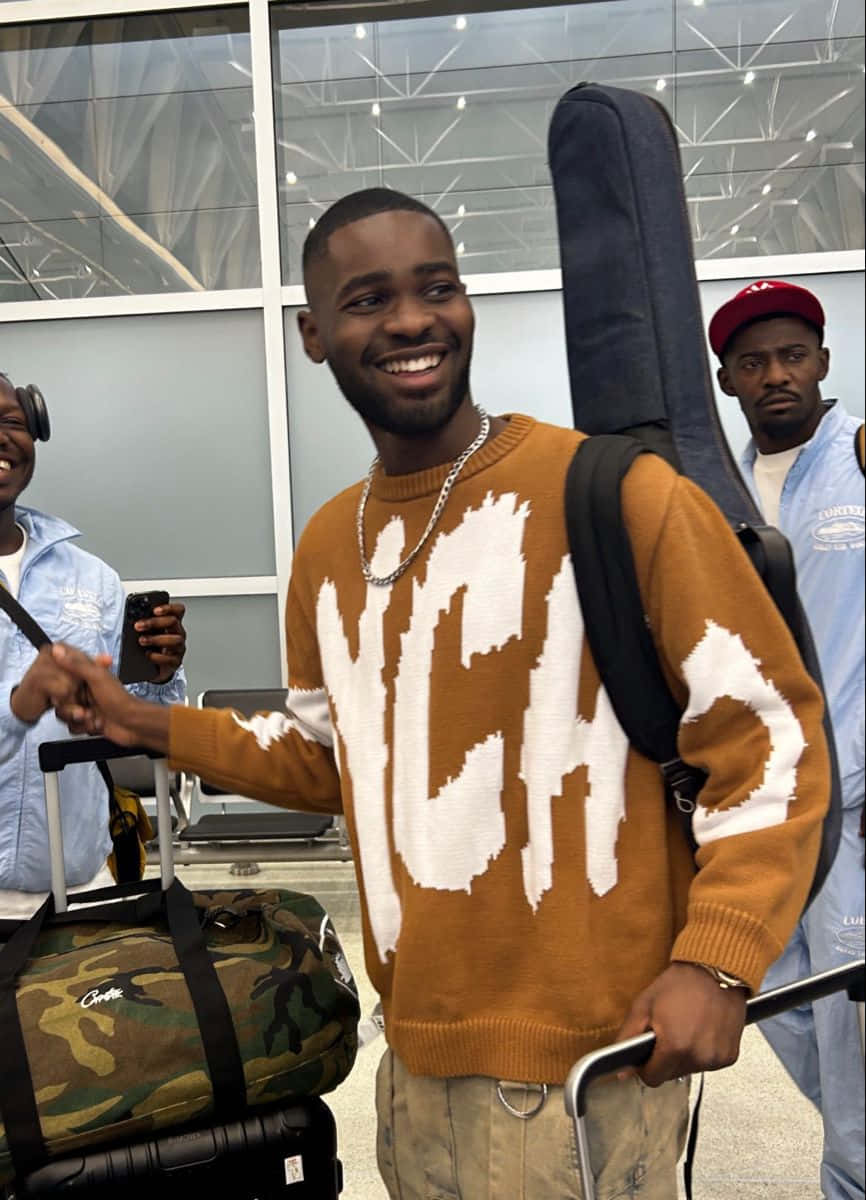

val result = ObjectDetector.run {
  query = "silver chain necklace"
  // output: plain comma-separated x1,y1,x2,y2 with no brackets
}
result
357,407,490,586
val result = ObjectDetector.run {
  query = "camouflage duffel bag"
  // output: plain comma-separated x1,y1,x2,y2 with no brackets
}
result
0,879,360,1184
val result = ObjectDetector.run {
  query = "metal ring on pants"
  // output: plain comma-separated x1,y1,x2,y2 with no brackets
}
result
495,1081,549,1119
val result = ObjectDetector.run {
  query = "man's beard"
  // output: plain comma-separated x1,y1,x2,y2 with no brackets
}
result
333,360,471,438
755,398,811,444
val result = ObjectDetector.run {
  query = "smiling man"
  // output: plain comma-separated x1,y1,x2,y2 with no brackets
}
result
0,372,187,916
50,191,833,1200
712,280,865,1200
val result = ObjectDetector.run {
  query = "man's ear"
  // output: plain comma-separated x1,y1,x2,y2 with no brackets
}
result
297,310,326,364
717,364,737,397
817,345,830,382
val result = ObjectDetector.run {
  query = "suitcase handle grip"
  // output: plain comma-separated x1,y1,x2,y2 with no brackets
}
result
38,737,163,773
566,959,865,1119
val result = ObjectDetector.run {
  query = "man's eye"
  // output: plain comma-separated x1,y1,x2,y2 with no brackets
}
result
346,294,382,310
426,282,456,299
787,351,806,362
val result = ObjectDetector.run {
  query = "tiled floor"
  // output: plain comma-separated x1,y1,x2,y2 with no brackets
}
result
170,860,826,1199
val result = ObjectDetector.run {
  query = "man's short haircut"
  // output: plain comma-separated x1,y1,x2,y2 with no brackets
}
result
302,188,452,286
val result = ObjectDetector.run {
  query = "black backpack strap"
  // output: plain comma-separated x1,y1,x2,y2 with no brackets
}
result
856,424,865,476
565,436,705,843
0,584,51,651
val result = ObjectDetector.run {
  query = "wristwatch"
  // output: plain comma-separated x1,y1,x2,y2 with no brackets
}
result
697,963,750,991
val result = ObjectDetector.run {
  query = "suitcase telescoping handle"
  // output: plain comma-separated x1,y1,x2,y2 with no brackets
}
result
37,737,174,913
565,959,866,1200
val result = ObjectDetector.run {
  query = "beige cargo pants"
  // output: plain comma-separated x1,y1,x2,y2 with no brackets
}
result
376,1048,689,1199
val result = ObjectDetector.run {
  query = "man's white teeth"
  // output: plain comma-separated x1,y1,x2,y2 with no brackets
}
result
381,354,443,375
0,460,11,472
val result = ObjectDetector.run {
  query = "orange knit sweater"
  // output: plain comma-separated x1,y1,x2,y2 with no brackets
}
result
170,414,828,1084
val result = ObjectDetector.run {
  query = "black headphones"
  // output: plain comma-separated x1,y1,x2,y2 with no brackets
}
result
0,374,51,442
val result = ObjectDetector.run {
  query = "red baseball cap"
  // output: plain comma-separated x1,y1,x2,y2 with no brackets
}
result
709,280,825,359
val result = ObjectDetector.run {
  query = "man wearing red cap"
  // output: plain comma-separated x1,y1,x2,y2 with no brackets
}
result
711,280,865,1200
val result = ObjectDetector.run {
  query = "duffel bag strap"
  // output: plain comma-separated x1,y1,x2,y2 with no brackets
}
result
164,879,247,1118
0,899,54,1177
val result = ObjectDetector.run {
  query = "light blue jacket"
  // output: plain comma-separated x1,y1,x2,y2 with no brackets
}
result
740,402,865,809
0,507,186,891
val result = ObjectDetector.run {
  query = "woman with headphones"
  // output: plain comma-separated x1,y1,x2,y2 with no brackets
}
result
0,372,188,916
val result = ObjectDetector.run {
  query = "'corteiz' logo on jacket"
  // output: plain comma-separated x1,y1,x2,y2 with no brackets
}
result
79,985,124,1009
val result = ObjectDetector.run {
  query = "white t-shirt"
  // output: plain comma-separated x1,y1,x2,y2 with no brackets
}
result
753,445,803,526
0,523,27,597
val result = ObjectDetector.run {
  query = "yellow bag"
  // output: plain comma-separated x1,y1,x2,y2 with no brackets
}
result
106,784,154,883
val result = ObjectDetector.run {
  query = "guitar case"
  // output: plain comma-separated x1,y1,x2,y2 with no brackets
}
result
547,83,840,898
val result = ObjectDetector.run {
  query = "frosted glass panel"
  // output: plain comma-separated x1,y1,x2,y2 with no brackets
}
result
1,309,275,579
173,594,282,702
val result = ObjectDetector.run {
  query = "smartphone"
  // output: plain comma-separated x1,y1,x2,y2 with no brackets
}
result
118,590,170,684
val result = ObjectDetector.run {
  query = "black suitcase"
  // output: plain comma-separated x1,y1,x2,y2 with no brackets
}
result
1,738,346,1199
6,1096,341,1198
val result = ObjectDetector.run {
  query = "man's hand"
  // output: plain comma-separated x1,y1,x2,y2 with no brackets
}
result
50,644,171,753
10,645,86,724
614,962,747,1087
135,601,187,683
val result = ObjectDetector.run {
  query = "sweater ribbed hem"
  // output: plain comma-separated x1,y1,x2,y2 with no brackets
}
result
370,413,537,501
387,1015,620,1087
671,901,785,994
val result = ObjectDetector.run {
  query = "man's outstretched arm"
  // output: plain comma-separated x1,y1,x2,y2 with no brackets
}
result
51,644,342,815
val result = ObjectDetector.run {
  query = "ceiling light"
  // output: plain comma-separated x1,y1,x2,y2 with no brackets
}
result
457,95,467,110
371,101,381,116
761,183,772,195
692,0,705,6
457,203,466,217
285,171,297,185
730,224,740,235
355,24,366,39
457,242,466,256
455,15,467,30
655,78,667,92
308,218,316,229
743,70,756,85
805,129,817,141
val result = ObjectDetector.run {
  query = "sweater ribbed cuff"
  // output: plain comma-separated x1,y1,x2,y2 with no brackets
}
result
671,901,785,995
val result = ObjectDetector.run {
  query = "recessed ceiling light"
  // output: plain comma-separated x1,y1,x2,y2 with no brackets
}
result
805,129,817,141
355,24,366,39
457,95,467,110
457,242,466,255
743,70,756,85
455,15,467,30
692,0,705,6
730,224,740,235
457,203,466,217
762,183,772,195
285,171,297,185
371,101,381,116
308,218,316,229
655,78,667,92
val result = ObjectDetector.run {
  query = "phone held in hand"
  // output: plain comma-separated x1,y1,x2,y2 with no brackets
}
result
118,590,169,685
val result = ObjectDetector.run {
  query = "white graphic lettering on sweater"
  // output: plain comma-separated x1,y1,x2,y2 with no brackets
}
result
311,502,803,963
392,494,528,891
520,558,629,905
317,517,404,961
232,687,333,749
682,621,804,844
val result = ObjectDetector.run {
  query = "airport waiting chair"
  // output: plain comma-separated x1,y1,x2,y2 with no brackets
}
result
175,688,350,866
